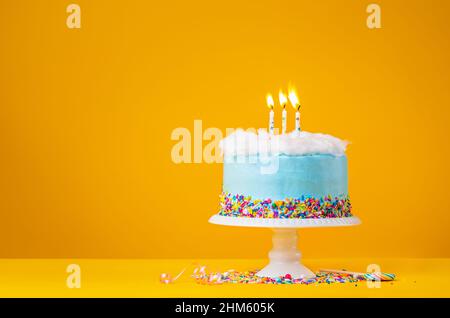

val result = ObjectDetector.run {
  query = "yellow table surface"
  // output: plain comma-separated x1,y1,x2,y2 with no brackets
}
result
0,259,448,298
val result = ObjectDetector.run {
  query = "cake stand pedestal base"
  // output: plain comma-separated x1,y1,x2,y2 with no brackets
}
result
209,215,361,279
256,229,314,279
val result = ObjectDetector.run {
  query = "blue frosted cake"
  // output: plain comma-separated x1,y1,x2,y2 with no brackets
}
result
216,130,353,219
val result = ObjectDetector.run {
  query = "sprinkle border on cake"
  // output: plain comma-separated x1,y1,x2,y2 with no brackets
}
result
218,192,352,219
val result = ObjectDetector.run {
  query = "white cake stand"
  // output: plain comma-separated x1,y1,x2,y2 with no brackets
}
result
209,215,361,279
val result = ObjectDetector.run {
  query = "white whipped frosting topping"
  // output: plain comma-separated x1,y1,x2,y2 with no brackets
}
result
220,129,349,156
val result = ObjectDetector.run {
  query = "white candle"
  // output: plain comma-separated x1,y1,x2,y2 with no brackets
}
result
288,89,301,132
295,110,301,131
279,91,288,134
266,94,275,135
269,110,274,134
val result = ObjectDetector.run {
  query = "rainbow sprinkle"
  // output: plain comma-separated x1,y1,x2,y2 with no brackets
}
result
193,270,365,285
160,264,395,286
218,192,352,219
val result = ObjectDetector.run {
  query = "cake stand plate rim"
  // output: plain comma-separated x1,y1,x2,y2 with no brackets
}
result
208,214,361,228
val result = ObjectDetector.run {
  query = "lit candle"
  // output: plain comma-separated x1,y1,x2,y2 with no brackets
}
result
288,89,301,132
279,90,288,134
266,94,275,135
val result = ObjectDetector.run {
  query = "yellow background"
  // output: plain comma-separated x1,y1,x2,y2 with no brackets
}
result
0,0,449,259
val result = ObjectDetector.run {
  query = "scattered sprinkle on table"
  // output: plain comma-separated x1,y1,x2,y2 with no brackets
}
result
192,270,366,285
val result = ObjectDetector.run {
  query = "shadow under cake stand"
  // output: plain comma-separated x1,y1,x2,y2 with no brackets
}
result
209,215,361,279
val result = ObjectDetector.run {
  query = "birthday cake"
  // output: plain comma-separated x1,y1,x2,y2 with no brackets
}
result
214,130,353,220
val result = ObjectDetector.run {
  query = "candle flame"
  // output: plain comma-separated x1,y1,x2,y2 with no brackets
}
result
278,90,287,108
266,94,274,109
288,89,300,110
